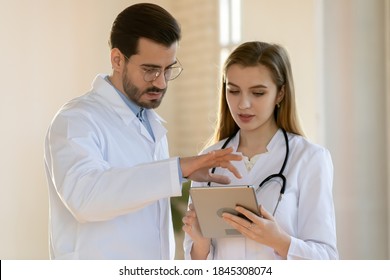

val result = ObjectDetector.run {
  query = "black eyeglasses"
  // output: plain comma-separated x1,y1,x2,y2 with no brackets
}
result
123,53,183,82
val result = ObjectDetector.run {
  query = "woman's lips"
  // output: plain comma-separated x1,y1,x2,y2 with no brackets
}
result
238,113,254,123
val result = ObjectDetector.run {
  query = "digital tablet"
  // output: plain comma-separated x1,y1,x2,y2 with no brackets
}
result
190,185,260,238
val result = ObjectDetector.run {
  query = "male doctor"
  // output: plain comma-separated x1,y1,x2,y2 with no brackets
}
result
44,3,242,260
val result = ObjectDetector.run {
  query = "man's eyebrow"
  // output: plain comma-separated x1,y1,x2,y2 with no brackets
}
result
140,61,178,69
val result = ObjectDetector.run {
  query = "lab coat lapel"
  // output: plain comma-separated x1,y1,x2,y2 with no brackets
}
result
248,129,285,183
147,110,168,143
138,122,154,142
92,74,136,125
92,75,168,143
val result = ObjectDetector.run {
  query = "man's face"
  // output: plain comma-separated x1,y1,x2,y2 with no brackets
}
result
121,38,178,109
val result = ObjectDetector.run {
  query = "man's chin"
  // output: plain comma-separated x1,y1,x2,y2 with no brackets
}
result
139,99,162,109
134,91,165,108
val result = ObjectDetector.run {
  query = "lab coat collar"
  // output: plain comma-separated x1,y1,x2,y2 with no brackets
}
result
227,128,285,153
91,74,136,125
221,128,286,181
92,74,167,143
265,128,285,152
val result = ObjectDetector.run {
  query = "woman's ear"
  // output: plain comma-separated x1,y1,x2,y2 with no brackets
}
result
277,85,285,104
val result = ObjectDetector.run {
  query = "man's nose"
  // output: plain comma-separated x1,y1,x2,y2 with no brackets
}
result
151,72,167,89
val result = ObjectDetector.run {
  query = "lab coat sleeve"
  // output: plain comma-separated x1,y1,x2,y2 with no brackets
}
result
286,147,338,259
45,112,182,223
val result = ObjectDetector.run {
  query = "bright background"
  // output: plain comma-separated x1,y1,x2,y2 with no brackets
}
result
0,0,389,259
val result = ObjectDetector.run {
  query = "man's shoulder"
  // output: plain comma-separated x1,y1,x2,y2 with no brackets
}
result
58,91,100,116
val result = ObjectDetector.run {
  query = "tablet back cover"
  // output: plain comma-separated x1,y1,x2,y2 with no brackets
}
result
190,185,259,238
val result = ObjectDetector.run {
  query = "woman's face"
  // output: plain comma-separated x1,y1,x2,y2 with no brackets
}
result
225,64,283,133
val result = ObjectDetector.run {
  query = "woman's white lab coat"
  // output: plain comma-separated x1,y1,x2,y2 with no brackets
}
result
44,74,182,259
184,129,338,260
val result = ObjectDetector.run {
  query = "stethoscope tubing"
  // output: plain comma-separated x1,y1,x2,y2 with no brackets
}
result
207,128,289,195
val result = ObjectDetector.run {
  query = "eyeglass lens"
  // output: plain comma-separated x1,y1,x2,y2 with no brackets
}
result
121,52,183,82
144,66,182,82
144,65,182,82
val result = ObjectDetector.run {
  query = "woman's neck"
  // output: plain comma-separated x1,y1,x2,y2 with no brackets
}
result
237,124,279,159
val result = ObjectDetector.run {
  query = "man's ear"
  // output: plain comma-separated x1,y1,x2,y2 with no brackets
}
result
110,48,123,71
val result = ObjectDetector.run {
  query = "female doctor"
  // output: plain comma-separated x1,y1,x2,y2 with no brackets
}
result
182,41,338,260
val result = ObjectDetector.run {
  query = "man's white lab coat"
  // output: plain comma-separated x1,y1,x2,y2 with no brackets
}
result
44,74,182,259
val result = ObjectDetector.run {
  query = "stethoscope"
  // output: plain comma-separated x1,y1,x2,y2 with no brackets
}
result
207,128,289,216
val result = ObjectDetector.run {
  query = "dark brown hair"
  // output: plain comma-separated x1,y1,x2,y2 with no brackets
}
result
109,3,181,58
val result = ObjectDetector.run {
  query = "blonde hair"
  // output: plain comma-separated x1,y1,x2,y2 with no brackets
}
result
207,41,304,147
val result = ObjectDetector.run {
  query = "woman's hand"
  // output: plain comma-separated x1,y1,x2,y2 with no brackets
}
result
182,203,211,259
222,205,291,258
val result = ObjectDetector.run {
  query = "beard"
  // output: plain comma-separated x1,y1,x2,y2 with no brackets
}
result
122,68,166,109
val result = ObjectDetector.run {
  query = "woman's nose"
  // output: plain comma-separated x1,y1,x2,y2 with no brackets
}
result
238,95,251,109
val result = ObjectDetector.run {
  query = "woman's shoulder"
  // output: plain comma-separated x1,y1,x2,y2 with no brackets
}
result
288,132,331,158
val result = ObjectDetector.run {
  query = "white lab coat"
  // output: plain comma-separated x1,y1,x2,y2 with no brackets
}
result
184,129,338,260
44,74,182,259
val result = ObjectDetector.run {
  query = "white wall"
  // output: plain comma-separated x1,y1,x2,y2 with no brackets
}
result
322,0,389,259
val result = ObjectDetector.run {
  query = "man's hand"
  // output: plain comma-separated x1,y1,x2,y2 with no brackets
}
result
180,147,242,184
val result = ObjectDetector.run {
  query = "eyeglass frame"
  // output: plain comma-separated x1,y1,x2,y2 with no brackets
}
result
122,53,183,82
